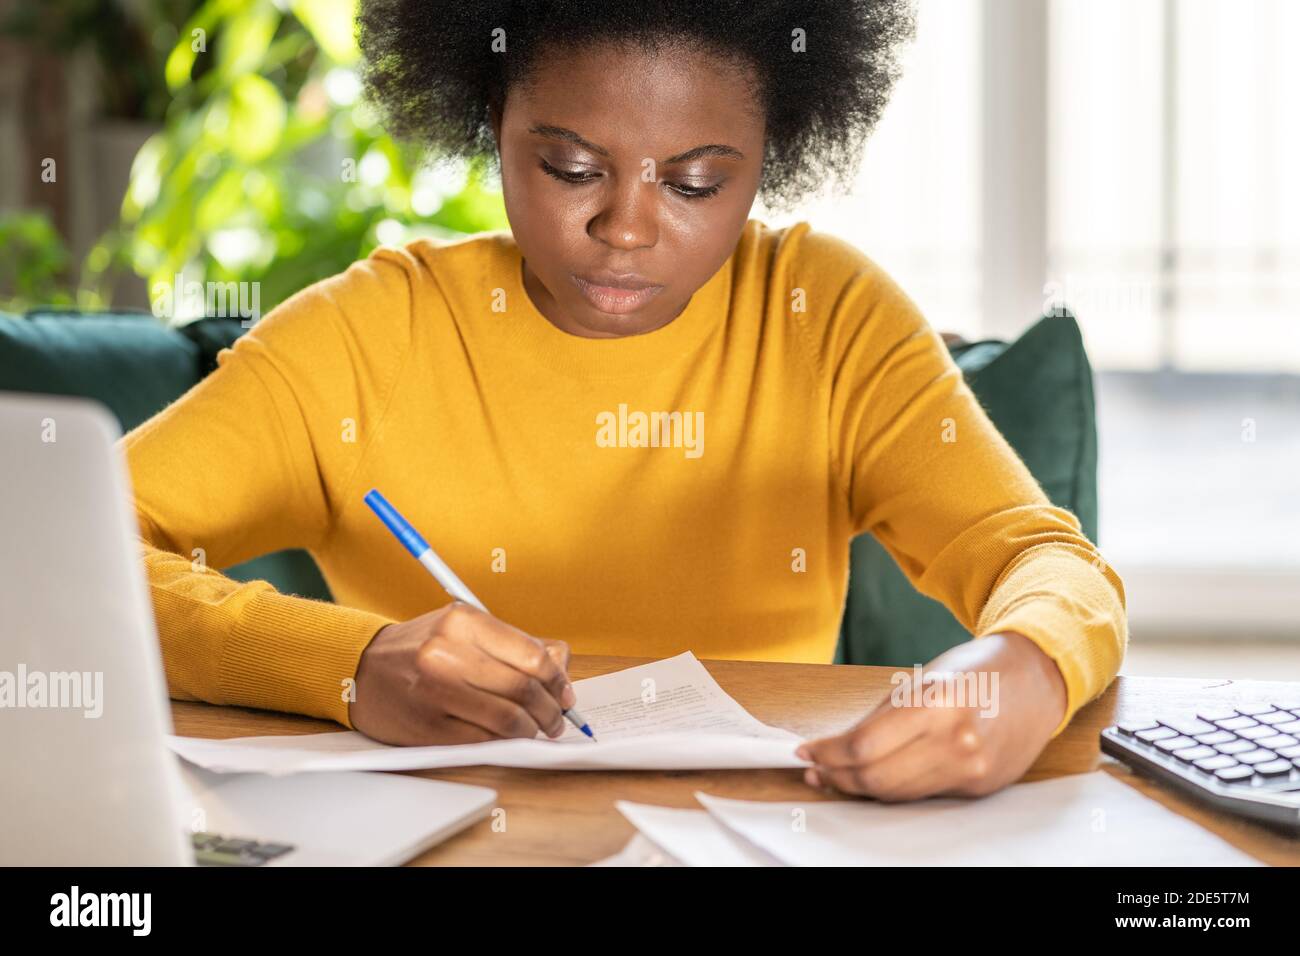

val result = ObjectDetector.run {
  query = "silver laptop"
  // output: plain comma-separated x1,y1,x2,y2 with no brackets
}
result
0,391,496,865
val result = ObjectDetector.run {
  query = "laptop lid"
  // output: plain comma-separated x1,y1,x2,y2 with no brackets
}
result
0,391,190,865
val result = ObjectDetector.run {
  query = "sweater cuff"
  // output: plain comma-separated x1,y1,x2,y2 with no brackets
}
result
976,598,1113,739
220,586,395,728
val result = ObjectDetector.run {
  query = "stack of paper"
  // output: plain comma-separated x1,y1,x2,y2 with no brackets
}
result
598,773,1263,866
168,652,807,774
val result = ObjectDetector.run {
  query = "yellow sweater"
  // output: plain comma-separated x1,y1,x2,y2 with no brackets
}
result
121,219,1127,735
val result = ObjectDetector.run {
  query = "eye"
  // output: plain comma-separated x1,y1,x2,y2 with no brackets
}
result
539,158,599,185
665,181,723,200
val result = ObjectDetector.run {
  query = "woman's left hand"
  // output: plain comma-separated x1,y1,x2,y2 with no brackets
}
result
796,632,1067,801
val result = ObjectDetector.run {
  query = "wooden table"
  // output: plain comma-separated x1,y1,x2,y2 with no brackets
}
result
171,656,1300,866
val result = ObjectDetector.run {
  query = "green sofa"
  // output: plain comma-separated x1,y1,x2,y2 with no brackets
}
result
0,307,1098,666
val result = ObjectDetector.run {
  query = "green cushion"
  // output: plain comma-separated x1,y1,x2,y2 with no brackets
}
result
177,315,245,376
0,310,198,433
836,312,1098,666
225,551,333,601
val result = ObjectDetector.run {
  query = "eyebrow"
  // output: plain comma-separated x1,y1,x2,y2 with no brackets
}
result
527,124,744,164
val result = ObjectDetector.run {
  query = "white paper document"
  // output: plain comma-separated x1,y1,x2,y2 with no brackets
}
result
695,772,1264,866
613,801,780,867
167,652,806,775
589,833,684,867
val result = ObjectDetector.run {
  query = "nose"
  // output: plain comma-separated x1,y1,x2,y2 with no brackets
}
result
587,176,657,251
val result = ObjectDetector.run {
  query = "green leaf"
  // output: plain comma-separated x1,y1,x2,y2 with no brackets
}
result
228,74,286,161
217,3,281,79
166,0,235,92
291,0,359,65
196,167,249,231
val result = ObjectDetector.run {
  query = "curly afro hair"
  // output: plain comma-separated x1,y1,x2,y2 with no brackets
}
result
357,1,916,212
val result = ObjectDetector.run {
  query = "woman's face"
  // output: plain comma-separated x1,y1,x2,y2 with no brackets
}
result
493,41,766,338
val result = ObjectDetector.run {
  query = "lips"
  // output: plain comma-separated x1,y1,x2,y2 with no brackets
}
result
571,272,665,315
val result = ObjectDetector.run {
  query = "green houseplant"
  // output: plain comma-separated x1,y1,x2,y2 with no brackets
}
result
102,0,509,318
8,0,508,317
0,212,76,313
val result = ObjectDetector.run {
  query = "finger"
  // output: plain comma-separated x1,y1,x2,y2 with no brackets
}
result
423,663,544,740
462,645,566,738
454,606,570,705
542,639,577,709
542,638,571,672
808,731,950,801
851,738,1000,803
798,698,932,769
412,631,543,739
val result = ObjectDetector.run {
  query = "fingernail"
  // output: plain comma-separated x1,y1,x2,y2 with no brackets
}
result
795,746,810,761
804,768,820,788
562,683,577,708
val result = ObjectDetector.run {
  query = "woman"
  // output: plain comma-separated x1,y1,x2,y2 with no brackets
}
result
124,0,1126,802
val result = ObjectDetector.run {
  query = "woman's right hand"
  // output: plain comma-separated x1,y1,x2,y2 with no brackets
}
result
348,602,577,746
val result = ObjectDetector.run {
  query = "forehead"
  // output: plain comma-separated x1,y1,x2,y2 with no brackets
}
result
505,40,764,155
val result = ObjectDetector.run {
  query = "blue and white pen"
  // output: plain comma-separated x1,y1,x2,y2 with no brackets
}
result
363,488,596,740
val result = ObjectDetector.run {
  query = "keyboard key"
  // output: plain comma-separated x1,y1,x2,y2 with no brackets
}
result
1117,720,1160,736
1194,754,1240,771
215,838,260,853
1253,760,1294,777
1234,704,1276,717
1197,708,1240,723
1238,725,1278,740
1215,740,1257,755
189,831,295,867
1161,718,1217,737
1255,711,1295,725
1137,726,1180,742
1253,734,1298,750
1278,744,1300,759
1236,749,1278,765
1171,745,1218,762
1155,736,1199,752
1214,716,1258,731
1195,730,1235,745
254,843,294,860
195,848,266,867
1213,765,1256,783
1271,720,1300,735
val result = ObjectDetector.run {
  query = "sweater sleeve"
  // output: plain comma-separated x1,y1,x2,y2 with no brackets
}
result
793,228,1128,736
119,250,417,726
